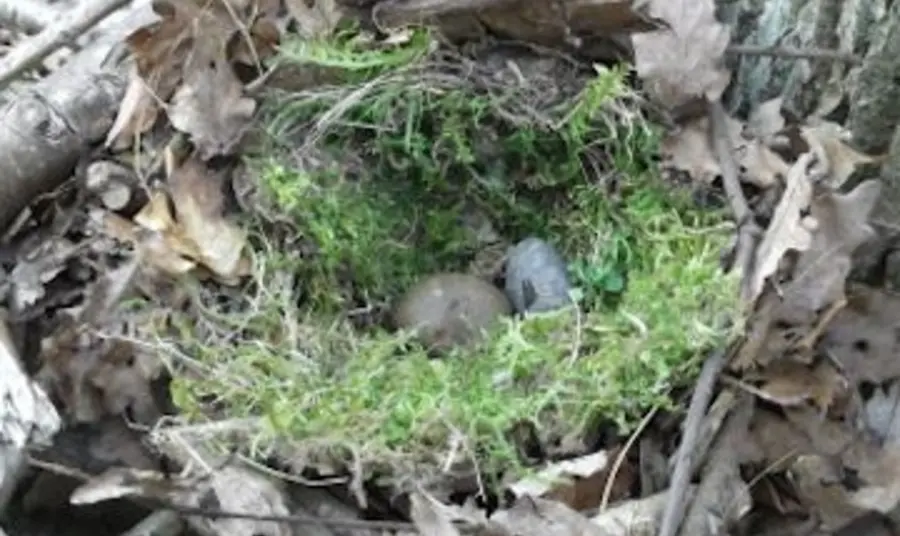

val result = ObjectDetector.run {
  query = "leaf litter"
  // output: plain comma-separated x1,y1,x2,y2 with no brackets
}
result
6,0,900,533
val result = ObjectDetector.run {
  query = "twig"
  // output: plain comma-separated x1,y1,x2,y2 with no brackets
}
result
657,347,728,536
27,455,434,532
599,405,659,512
707,100,762,302
0,0,132,90
726,43,861,64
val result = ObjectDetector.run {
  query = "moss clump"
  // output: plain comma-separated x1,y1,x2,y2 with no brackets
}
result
164,30,741,482
257,162,472,313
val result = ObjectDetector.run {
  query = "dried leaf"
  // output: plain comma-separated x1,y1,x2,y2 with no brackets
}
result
490,496,606,536
285,0,344,39
820,285,900,386
112,0,272,149
9,237,81,314
755,361,847,411
191,467,292,536
662,113,788,188
786,180,881,312
801,121,880,188
508,449,632,511
169,54,257,158
746,153,817,302
509,451,609,498
590,488,696,536
631,0,731,108
409,490,463,536
105,67,160,149
863,381,900,446
790,454,866,531
168,156,250,284
746,97,786,142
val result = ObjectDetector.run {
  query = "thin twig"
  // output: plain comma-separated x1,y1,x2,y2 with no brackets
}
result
0,0,131,90
599,405,659,512
726,43,861,64
657,347,729,536
26,455,436,533
707,100,762,302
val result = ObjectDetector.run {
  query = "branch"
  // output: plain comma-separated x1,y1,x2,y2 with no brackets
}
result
707,100,762,301
726,43,861,64
656,348,728,536
0,0,132,90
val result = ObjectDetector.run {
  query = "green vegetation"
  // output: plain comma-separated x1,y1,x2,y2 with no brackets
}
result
165,29,741,481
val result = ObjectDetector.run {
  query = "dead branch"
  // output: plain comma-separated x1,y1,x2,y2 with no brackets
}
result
0,321,60,512
0,1,156,232
657,347,728,536
0,0,132,90
707,99,762,301
727,43,861,64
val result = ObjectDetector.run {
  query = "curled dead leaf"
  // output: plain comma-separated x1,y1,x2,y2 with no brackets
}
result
167,156,251,284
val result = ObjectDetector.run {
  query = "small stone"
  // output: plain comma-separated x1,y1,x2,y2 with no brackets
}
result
393,272,512,353
504,237,572,314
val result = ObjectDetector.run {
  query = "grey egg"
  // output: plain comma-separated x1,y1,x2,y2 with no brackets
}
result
504,237,572,314
393,273,512,353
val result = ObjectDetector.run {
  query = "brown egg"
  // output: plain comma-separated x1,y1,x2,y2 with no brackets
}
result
393,273,512,353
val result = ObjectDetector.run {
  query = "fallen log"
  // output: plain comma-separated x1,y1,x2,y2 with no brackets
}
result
0,319,59,512
0,0,155,232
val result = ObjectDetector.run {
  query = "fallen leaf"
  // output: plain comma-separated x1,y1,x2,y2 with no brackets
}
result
746,152,817,302
789,454,867,531
862,380,900,444
111,0,272,149
631,0,731,108
9,237,82,315
285,0,344,39
801,121,880,188
168,53,257,158
754,360,848,411
409,490,463,536
662,113,788,188
786,179,881,312
590,487,696,535
167,155,250,284
25,417,156,511
105,66,161,149
848,446,900,514
490,496,606,535
189,466,292,536
745,97,786,142
819,285,900,385
133,189,177,232
508,449,632,511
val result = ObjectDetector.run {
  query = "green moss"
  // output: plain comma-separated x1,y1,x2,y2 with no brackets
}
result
170,185,738,476
256,162,471,312
163,31,741,481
